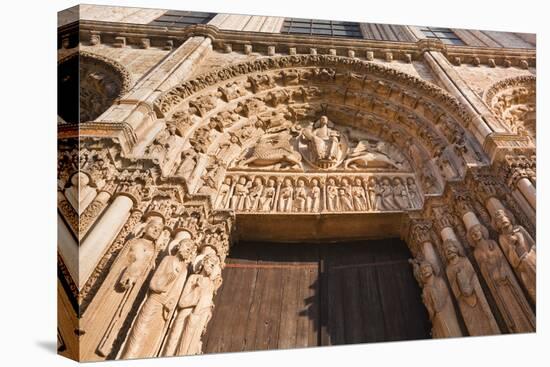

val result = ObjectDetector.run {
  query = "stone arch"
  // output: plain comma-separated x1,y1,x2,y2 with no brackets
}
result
58,51,133,124
484,75,536,139
148,55,486,213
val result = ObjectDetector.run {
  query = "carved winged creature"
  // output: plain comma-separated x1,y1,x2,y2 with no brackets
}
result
237,130,302,170
344,140,404,170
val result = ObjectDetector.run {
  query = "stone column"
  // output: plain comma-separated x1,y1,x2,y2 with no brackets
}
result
80,211,168,362
460,210,535,332
79,194,134,289
79,190,112,240
91,36,213,153
431,207,501,336
58,212,78,284
408,222,463,338
516,177,536,209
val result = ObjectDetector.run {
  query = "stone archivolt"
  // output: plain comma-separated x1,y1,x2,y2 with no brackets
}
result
58,51,133,124
484,75,536,139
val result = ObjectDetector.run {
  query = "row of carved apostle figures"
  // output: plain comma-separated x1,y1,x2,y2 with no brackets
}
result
214,174,422,213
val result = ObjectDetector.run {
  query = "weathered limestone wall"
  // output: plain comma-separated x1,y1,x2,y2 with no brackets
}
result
452,64,535,96
80,44,171,85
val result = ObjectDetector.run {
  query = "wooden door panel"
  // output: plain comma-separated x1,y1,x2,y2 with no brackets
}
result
203,240,430,353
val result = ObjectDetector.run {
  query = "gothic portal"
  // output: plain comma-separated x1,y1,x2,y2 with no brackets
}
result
57,4,536,362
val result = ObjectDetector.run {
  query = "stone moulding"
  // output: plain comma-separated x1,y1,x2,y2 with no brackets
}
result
153,54,473,127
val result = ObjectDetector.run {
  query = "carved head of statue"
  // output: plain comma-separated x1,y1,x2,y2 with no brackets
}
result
267,178,275,187
494,209,513,234
312,178,319,187
443,239,461,262
328,178,336,186
319,115,328,127
284,178,292,187
297,178,305,187
253,177,263,186
393,177,403,186
175,238,197,260
143,216,164,241
382,178,390,186
354,178,362,186
201,253,221,279
238,176,247,185
419,262,435,283
223,177,232,185
407,177,415,186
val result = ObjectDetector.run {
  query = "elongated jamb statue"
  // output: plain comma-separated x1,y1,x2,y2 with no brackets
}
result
443,239,500,336
96,215,165,358
117,217,164,291
162,247,222,356
494,209,536,303
120,238,198,359
468,224,535,332
410,258,462,338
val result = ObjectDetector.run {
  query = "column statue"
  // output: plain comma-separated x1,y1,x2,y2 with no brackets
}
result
443,239,500,336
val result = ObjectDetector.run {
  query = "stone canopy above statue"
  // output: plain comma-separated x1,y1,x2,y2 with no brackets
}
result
231,115,410,173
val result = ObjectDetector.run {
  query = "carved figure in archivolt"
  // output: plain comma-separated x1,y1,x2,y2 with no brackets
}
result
299,115,348,169
237,131,302,170
443,239,500,336
468,224,535,332
344,140,404,170
410,258,462,338
120,238,198,359
162,247,222,356
214,177,232,209
494,209,536,302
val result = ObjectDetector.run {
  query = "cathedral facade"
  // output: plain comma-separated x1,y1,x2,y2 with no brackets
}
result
57,4,536,361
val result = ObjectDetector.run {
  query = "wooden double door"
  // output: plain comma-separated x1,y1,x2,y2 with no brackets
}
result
203,239,431,353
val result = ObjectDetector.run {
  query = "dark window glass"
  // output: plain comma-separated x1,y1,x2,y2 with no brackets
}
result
282,18,362,38
149,10,216,27
420,27,464,45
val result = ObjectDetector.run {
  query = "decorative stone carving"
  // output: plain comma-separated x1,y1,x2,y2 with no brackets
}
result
344,140,404,170
410,257,462,338
484,75,536,139
443,239,500,336
467,224,535,332
299,115,348,169
120,238,198,359
237,130,302,170
96,215,166,357
493,209,536,302
216,173,421,213
162,246,222,356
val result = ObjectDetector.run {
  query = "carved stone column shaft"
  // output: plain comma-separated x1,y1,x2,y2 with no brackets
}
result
79,194,134,289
